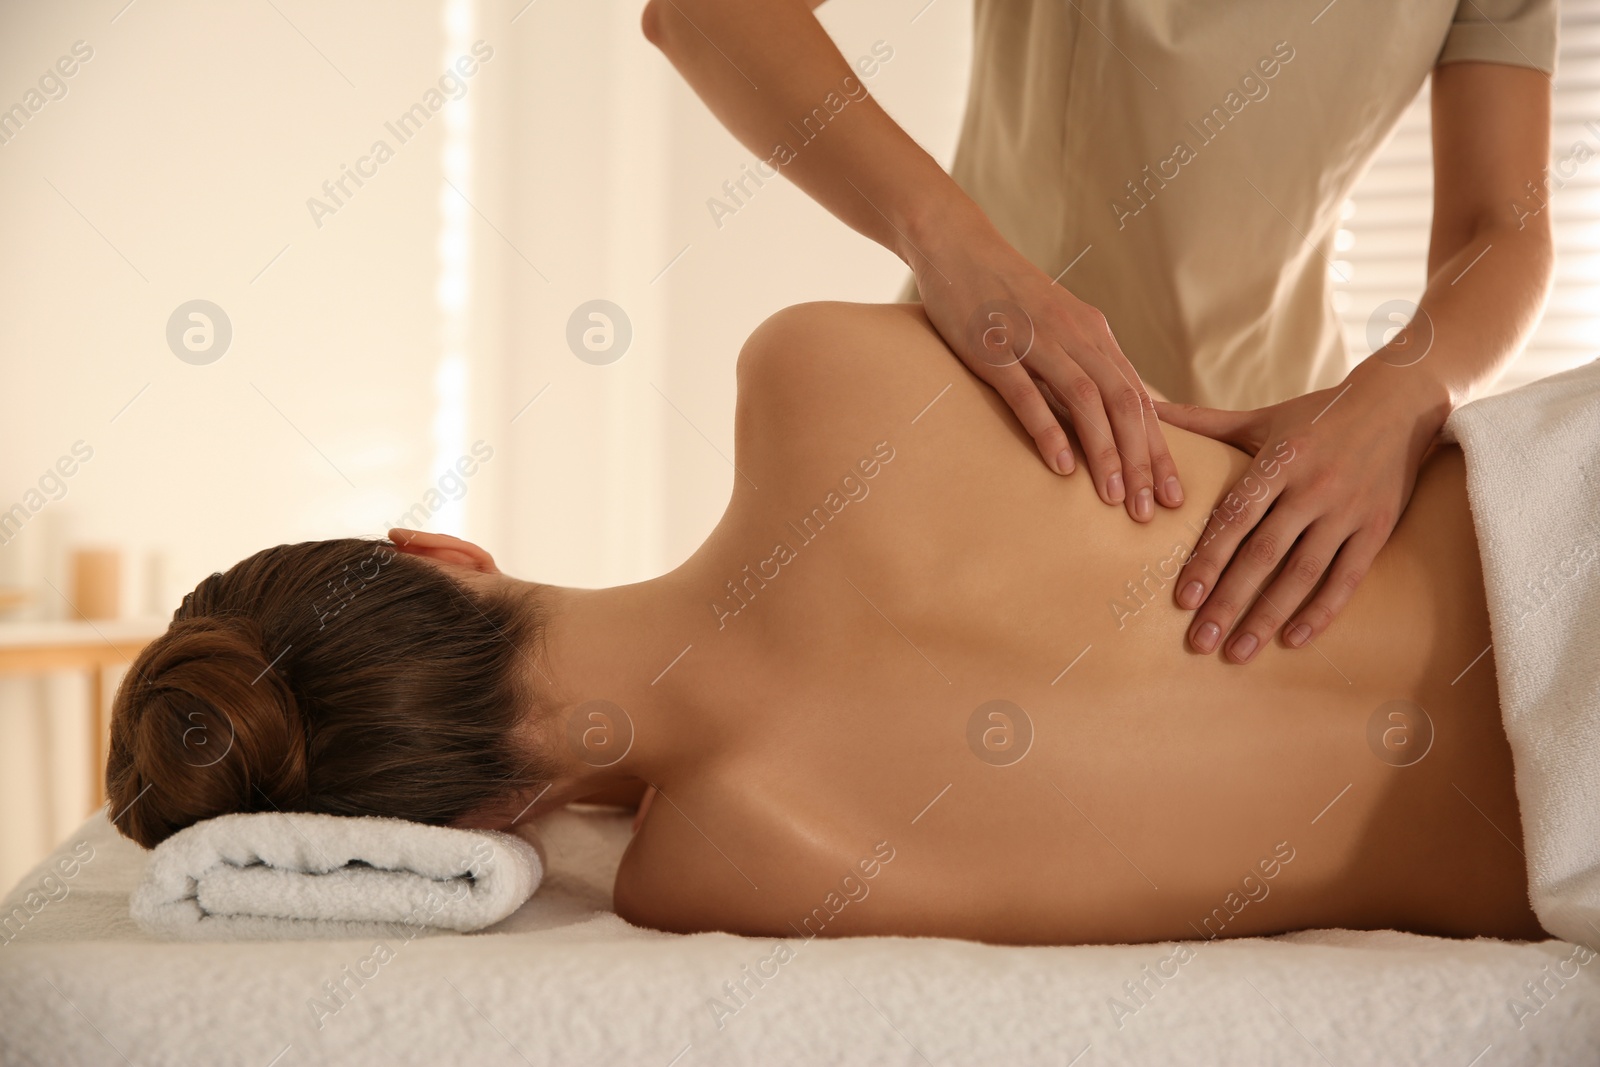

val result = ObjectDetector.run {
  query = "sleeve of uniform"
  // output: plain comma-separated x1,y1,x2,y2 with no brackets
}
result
1437,0,1558,75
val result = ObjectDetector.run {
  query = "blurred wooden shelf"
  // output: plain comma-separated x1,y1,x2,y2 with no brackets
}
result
0,618,169,809
0,618,167,664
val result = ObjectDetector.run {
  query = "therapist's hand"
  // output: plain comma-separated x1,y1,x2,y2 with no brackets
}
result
910,209,1185,522
1154,362,1449,662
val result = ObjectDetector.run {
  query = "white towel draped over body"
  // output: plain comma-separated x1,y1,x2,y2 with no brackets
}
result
1445,357,1600,948
130,811,543,941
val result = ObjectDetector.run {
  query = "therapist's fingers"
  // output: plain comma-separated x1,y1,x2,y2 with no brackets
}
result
1152,400,1264,453
989,361,1077,476
967,302,1078,476
1143,408,1184,507
1084,327,1184,515
1224,523,1348,662
1082,355,1160,521
1283,524,1389,649
1175,467,1285,625
1047,316,1159,519
1040,356,1125,507
1187,505,1308,657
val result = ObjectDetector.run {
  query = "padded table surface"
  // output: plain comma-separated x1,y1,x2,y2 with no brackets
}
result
2,808,1596,1066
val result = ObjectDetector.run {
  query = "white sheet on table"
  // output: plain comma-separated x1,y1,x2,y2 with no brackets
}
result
3,808,1597,1067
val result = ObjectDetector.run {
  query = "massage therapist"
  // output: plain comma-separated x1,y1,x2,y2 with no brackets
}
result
643,0,1556,663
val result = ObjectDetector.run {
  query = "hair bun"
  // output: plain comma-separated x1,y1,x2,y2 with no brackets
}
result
106,537,550,847
106,615,308,847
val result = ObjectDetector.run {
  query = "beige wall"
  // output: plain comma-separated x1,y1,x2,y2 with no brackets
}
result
0,0,973,890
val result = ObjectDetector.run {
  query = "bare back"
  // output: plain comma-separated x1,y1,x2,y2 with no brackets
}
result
614,302,1539,946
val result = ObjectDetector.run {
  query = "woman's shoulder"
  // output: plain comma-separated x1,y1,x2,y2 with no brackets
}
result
743,299,930,345
737,301,935,381
731,301,953,445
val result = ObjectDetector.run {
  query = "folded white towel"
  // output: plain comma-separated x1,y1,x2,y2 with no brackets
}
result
129,811,543,941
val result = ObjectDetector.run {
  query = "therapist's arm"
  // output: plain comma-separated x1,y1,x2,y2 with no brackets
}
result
640,0,1183,522
1156,61,1553,662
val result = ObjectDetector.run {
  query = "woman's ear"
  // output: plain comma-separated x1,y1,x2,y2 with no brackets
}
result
387,528,502,574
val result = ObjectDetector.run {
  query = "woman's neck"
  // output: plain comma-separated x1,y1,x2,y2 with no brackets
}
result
529,575,704,797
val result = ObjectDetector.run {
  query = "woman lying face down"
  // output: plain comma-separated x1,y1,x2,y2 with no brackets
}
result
106,302,1545,947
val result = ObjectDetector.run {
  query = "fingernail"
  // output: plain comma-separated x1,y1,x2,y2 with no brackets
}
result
1179,580,1204,609
1134,487,1153,521
1164,476,1184,505
1286,623,1310,647
1231,632,1258,662
1193,621,1220,653
1056,449,1074,475
1107,471,1124,502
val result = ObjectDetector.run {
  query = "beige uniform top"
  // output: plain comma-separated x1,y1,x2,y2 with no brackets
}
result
899,0,1557,409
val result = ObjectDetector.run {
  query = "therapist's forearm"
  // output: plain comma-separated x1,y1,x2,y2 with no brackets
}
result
1354,214,1554,425
1430,216,1552,402
1354,61,1555,425
640,0,985,267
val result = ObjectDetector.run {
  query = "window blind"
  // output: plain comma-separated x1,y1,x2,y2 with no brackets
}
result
1332,2,1600,393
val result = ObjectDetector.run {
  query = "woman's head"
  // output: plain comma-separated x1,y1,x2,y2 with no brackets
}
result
106,532,556,848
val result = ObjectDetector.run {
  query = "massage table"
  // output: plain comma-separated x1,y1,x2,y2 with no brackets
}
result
2,805,1596,1066
8,363,1600,1065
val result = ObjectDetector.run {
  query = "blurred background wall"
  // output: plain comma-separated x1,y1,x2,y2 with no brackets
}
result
3,0,1598,891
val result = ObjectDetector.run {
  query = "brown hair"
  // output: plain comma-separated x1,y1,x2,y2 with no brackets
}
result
105,538,552,848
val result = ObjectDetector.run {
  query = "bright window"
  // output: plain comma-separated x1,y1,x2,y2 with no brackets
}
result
1332,3,1600,393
